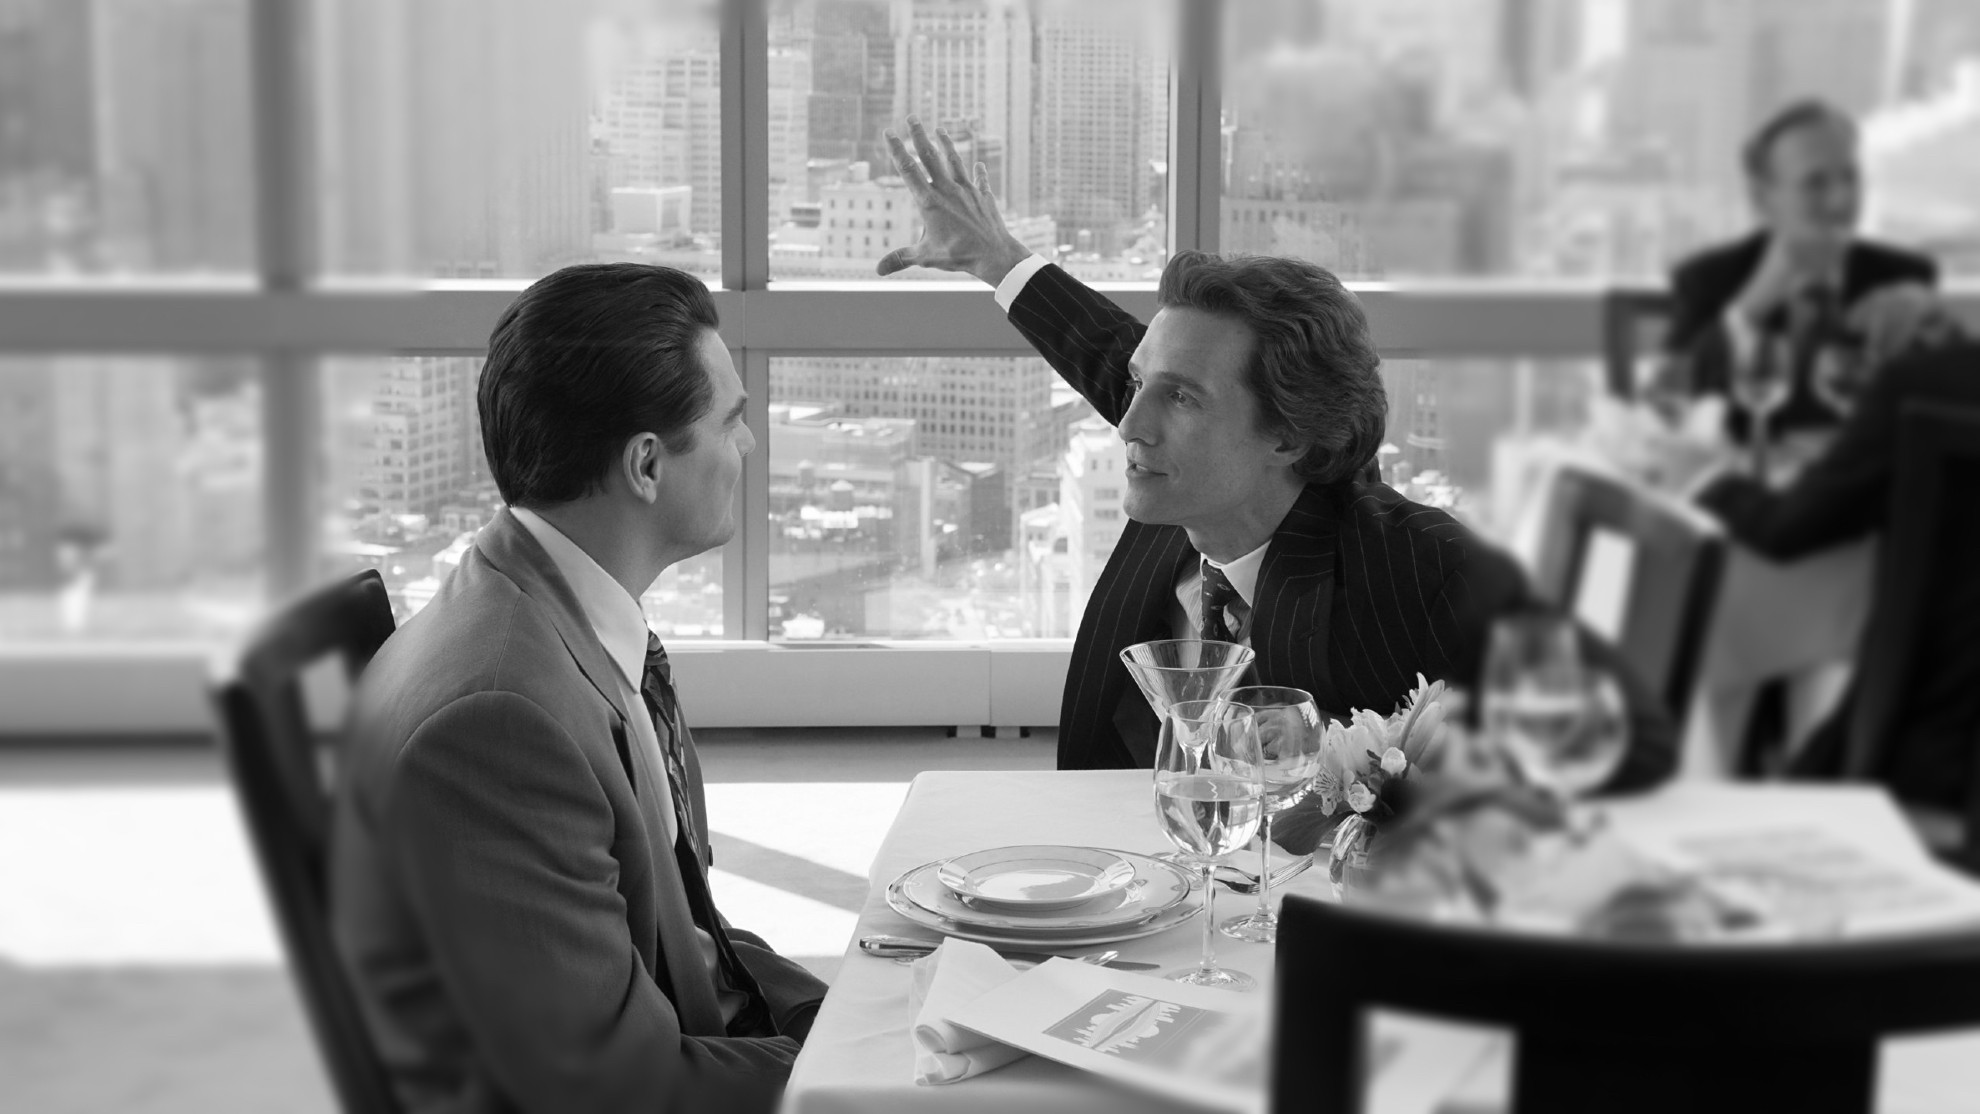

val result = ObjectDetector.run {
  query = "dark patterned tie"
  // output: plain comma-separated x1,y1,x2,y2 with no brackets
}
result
1200,560,1247,643
640,632,766,1033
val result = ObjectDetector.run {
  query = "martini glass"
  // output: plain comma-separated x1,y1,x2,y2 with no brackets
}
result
1119,639,1256,719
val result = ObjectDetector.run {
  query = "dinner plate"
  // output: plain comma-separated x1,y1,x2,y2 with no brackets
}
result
903,851,1194,932
885,873,1203,949
936,845,1137,911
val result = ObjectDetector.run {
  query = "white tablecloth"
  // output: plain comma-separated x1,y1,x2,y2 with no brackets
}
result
781,770,1980,1114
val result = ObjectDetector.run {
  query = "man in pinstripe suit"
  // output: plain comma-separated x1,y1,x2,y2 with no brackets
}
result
881,119,1675,790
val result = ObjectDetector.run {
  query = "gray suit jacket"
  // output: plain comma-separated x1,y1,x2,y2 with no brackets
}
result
329,509,825,1114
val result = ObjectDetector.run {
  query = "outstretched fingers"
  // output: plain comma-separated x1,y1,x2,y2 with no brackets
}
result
936,128,971,187
907,117,951,189
884,130,931,202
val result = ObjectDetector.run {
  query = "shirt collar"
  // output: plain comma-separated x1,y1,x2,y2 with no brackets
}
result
1205,539,1270,607
509,506,650,691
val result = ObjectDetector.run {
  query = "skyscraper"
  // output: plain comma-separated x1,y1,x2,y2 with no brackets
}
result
809,0,896,168
599,45,724,237
895,0,1032,214
1030,9,1164,254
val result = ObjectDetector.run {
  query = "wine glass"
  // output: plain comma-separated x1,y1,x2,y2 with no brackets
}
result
1480,613,1628,800
1119,639,1256,716
1154,698,1264,991
1731,338,1791,483
1216,686,1323,944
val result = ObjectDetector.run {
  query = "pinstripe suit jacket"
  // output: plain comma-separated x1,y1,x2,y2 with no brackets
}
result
1009,263,1675,789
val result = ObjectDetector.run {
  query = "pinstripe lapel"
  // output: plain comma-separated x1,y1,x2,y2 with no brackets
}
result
1058,519,1196,768
1250,484,1342,701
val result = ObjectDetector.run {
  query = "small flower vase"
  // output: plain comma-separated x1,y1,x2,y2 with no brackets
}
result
1328,814,1375,902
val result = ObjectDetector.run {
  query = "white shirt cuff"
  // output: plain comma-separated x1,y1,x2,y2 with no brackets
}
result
992,255,1051,314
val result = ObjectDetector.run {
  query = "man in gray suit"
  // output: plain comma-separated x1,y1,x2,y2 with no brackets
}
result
330,264,826,1113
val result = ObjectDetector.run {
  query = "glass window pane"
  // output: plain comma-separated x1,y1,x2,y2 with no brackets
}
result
768,355,1100,639
1222,1,1980,279
315,0,721,284
768,0,1172,284
319,356,726,635
0,0,256,277
1377,357,1604,541
0,357,263,640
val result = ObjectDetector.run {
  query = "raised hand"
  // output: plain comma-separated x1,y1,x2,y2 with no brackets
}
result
877,117,1032,287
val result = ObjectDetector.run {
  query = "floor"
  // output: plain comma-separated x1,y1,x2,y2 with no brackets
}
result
0,728,1054,1114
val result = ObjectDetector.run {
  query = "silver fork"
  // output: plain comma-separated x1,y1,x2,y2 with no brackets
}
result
889,948,1120,967
1216,853,1315,895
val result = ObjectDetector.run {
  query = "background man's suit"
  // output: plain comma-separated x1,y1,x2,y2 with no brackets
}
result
330,509,823,1113
1698,345,1980,809
1664,233,1937,428
1004,262,1675,791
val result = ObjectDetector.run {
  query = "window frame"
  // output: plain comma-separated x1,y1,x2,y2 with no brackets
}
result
1,0,1975,732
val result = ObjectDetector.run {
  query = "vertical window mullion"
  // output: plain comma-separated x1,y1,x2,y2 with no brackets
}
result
248,0,320,599
1169,0,1221,256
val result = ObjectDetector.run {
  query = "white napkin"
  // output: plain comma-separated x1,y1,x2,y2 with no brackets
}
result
908,939,1031,1085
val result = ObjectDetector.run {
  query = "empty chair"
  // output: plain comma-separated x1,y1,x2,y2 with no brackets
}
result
1272,895,1980,1114
210,570,400,1114
1845,399,1980,868
1530,464,1726,724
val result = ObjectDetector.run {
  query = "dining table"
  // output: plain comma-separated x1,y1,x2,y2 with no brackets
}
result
780,768,1980,1114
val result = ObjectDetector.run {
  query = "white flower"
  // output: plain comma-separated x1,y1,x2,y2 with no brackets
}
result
1346,780,1376,813
1380,747,1407,777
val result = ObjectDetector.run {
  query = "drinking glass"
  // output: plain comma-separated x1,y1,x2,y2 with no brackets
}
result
1119,639,1256,716
1732,339,1792,482
1154,698,1264,991
1480,614,1628,799
1216,686,1323,944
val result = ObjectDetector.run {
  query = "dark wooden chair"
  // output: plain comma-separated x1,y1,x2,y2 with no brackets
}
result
1272,895,1980,1114
1845,399,1980,869
210,570,401,1114
1601,289,1675,399
1530,464,1726,725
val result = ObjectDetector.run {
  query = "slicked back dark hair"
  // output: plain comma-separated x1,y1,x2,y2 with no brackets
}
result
1156,250,1386,486
479,263,718,507
1743,98,1855,181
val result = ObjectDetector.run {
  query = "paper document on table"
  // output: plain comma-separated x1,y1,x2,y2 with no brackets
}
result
1652,824,1980,937
945,958,1268,1114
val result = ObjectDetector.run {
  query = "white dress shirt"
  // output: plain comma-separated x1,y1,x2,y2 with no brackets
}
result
510,507,744,1021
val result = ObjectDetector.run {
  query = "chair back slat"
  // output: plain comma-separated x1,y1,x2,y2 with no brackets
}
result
210,569,401,1114
1273,895,1980,1114
1532,466,1725,721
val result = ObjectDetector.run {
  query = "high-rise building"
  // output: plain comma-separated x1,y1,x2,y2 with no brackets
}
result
817,165,918,259
809,0,896,168
351,357,483,520
93,0,253,272
599,45,724,236
1031,11,1164,255
772,356,1059,480
895,0,1032,214
769,45,815,221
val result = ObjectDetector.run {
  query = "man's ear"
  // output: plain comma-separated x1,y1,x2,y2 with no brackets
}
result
623,433,665,504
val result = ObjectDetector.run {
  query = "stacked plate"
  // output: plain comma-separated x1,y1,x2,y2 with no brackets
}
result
885,844,1199,948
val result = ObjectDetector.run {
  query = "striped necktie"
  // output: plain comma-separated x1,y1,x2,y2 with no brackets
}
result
1200,559,1248,643
640,632,766,1032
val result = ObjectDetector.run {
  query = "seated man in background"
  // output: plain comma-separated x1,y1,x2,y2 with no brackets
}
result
1660,99,1937,440
879,118,1676,792
330,264,826,1114
1695,335,1980,818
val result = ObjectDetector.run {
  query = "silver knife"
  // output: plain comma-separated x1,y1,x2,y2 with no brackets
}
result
858,935,1161,971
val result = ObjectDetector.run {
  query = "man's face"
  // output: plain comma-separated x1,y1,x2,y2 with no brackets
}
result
653,330,753,558
1752,119,1861,251
1117,307,1298,538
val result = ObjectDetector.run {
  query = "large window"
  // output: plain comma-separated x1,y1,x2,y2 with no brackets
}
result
322,356,726,633
315,1,722,284
1221,0,1980,280
767,0,1171,283
0,0,256,278
0,357,263,639
3,1,1979,728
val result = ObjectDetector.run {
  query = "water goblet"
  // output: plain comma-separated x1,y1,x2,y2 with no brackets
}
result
1154,698,1265,991
1216,686,1322,944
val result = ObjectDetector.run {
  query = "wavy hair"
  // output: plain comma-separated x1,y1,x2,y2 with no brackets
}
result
1157,251,1386,485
